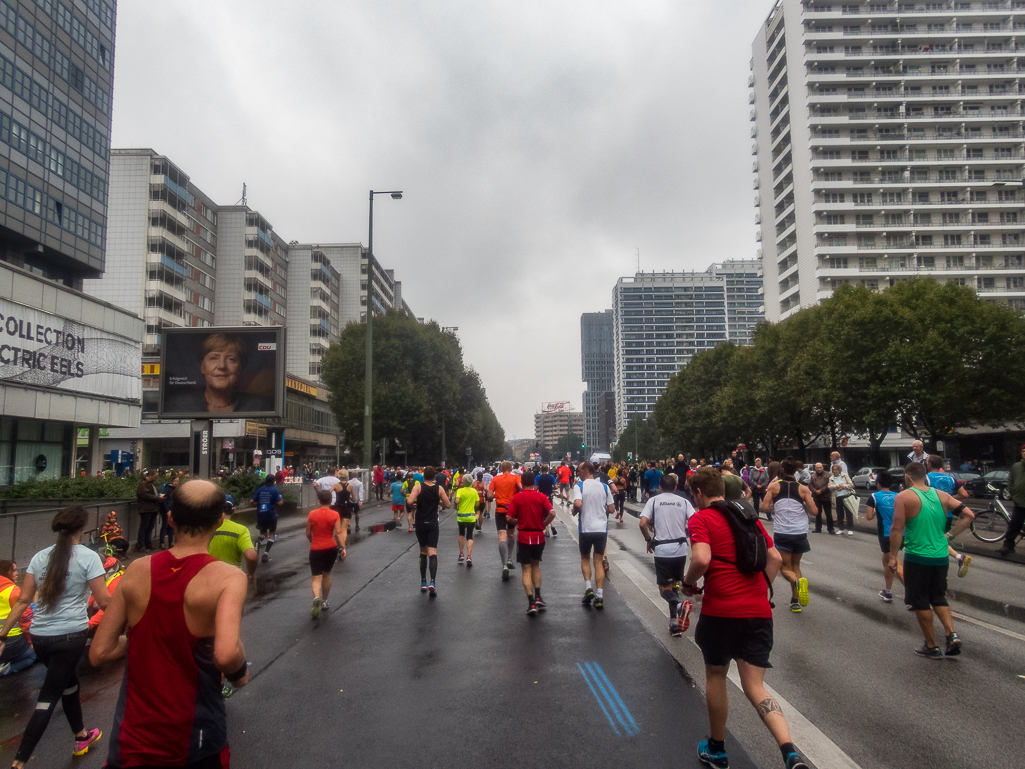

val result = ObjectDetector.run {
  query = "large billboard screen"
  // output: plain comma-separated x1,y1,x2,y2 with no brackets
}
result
158,327,285,419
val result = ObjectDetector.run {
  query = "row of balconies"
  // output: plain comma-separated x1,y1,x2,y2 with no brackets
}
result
811,89,1025,101
808,66,1025,79
815,128,1025,140
806,4,1025,17
813,151,1025,162
807,23,1025,35
813,194,1025,206
810,44,1024,57
816,217,1023,228
812,107,1024,119
812,172,1023,183
817,237,1025,249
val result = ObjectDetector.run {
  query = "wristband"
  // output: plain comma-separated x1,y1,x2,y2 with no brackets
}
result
226,660,249,683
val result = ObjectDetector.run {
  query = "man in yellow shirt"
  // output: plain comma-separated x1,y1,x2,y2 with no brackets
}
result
208,497,258,581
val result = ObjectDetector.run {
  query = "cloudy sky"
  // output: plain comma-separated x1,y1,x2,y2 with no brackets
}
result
111,0,770,439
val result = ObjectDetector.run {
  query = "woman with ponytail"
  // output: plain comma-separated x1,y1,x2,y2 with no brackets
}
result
0,506,110,767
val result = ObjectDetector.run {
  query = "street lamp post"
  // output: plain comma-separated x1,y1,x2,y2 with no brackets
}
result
364,189,403,482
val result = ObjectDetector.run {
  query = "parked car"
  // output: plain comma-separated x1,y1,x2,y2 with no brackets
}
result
885,467,908,491
964,469,1011,499
852,466,888,490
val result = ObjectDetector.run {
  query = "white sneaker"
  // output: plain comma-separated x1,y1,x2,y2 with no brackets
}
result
847,530,854,536
321,600,330,610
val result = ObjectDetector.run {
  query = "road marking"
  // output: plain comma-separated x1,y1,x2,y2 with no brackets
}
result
576,663,621,735
950,610,1025,642
587,662,640,736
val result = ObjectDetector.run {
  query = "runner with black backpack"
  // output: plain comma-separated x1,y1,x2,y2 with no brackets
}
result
682,466,810,769
639,473,695,637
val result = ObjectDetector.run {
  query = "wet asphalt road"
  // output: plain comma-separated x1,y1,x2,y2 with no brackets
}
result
3,497,1023,769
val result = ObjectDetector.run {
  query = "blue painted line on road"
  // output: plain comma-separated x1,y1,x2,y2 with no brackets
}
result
584,662,639,736
590,662,639,735
576,663,621,735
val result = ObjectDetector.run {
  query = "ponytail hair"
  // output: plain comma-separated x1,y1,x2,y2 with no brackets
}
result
38,506,89,612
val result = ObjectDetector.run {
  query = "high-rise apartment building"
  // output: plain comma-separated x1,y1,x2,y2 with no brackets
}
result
87,149,415,471
534,410,585,452
0,1,143,487
580,309,616,452
752,0,1025,322
612,260,763,431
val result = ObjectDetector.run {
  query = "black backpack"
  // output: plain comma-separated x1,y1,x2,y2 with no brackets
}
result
709,499,774,607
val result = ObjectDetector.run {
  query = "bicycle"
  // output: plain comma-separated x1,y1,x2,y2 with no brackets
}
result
970,485,1015,544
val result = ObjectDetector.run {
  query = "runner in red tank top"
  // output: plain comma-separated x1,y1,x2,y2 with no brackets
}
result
91,480,249,769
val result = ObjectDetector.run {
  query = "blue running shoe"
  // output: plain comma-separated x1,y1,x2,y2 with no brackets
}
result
785,752,810,769
697,740,729,769
420,580,428,593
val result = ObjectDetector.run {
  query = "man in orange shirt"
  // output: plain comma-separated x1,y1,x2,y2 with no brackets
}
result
307,489,344,618
556,461,573,506
488,461,522,581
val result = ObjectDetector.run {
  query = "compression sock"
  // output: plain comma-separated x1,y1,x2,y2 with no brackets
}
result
534,588,541,599
265,539,274,552
709,738,726,754
780,743,797,761
499,541,508,564
419,556,427,580
429,555,438,580
664,590,680,618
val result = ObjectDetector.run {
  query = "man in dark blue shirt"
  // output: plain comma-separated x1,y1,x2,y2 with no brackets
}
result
251,476,283,563
643,462,663,500
535,466,558,537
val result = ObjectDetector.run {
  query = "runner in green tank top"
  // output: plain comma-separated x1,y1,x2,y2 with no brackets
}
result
889,462,975,659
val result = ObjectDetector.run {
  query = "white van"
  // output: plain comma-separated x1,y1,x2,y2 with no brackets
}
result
588,452,612,464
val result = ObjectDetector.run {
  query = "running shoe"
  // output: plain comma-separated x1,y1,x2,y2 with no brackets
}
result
551,526,557,537
527,603,538,617
679,600,693,632
458,554,465,563
878,589,893,603
945,632,962,656
534,597,547,611
221,682,234,699
593,596,604,610
790,599,801,613
797,577,809,606
915,643,943,660
72,728,102,756
311,596,322,619
502,565,510,581
957,554,972,578
420,580,428,593
0,662,9,676
602,556,610,573
670,622,682,637
507,561,515,571
321,601,330,610
262,553,271,563
582,587,595,605
466,558,473,568
784,752,810,769
428,582,437,598
408,526,414,532
846,530,854,536
697,739,729,769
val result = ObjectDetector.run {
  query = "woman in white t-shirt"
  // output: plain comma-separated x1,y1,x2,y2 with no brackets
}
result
0,507,110,767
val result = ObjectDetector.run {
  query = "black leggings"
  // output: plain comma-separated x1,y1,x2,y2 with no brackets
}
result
457,521,475,540
15,631,88,763
614,492,626,514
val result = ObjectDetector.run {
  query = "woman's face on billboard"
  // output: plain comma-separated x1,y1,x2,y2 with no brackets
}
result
200,346,242,392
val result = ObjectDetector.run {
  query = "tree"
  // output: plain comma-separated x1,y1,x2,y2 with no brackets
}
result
611,418,665,463
321,310,505,465
552,433,585,461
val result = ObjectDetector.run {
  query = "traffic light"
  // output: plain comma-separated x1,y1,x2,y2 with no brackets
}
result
581,441,586,449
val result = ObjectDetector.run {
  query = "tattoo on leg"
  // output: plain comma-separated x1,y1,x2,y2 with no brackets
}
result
755,697,782,720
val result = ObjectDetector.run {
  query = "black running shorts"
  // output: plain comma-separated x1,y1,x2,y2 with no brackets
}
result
495,512,508,531
457,521,475,540
517,541,545,564
257,516,277,535
416,525,440,549
695,615,774,669
578,532,608,556
654,555,687,586
309,547,338,576
904,560,949,611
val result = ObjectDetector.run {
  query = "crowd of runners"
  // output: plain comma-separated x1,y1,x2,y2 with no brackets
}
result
2,441,1020,769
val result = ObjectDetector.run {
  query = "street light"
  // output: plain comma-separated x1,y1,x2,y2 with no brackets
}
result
364,189,403,481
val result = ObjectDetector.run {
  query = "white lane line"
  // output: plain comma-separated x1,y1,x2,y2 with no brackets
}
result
614,549,865,769
950,610,1025,642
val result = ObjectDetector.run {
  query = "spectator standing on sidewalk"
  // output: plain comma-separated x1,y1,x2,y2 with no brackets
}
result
829,451,848,477
748,458,770,521
683,467,810,769
830,463,857,535
998,443,1025,556
808,463,835,534
907,440,928,465
158,475,179,550
135,469,161,553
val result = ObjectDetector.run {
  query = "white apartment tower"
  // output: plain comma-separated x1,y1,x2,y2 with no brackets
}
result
752,0,1025,322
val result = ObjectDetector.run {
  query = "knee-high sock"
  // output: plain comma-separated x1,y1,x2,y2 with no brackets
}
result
499,540,508,564
663,589,680,618
429,555,438,580
419,555,427,580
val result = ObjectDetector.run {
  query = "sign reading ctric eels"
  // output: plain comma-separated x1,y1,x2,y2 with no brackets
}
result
0,298,141,401
159,326,285,419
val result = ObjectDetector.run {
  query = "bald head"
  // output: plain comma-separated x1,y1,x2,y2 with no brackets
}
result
171,479,226,535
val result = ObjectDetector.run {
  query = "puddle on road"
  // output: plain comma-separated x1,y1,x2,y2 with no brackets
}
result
255,570,298,596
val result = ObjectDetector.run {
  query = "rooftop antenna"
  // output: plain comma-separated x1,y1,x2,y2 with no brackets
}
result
236,183,247,206
636,247,640,274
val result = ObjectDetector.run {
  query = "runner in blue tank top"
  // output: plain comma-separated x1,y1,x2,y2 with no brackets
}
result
865,470,903,603
925,454,972,578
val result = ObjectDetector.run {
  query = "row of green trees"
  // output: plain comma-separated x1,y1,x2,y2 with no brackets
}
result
646,278,1025,463
322,310,506,466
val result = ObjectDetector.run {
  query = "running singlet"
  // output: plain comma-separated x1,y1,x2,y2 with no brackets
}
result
415,483,441,527
771,478,808,535
252,486,282,518
455,487,478,523
390,481,405,505
926,472,955,495
868,490,897,537
107,551,227,768
904,488,949,564
308,506,340,550
489,473,521,512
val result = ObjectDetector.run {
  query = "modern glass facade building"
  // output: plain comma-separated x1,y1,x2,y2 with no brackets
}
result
580,309,615,452
753,0,1025,321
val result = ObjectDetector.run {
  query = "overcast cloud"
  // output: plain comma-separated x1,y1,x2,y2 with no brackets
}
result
111,0,771,439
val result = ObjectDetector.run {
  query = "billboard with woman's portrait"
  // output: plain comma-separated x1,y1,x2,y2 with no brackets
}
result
158,327,285,419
